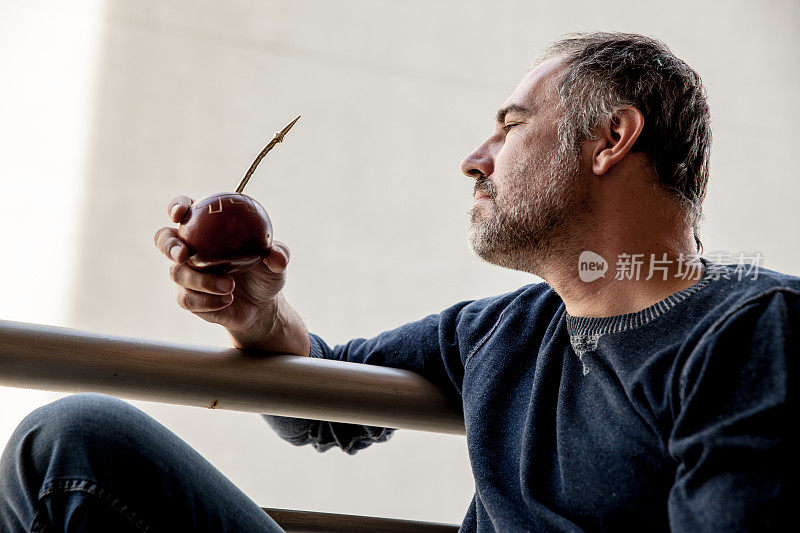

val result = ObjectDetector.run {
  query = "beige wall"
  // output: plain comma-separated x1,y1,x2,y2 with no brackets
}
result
2,0,799,524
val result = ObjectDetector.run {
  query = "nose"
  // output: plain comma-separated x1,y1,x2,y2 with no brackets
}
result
460,137,495,180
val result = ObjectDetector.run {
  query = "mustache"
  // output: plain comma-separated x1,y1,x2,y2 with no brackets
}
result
474,177,497,198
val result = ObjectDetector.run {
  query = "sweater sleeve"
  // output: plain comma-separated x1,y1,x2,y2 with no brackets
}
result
667,288,796,531
262,300,473,454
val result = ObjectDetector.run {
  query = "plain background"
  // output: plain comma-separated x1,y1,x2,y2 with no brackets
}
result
1,0,798,525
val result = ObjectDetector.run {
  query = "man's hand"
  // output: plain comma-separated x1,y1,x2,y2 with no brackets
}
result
154,195,309,356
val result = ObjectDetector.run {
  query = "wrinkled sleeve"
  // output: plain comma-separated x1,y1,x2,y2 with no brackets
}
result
263,301,471,455
667,288,796,531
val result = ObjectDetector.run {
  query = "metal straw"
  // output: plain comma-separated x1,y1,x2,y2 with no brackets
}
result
235,115,301,193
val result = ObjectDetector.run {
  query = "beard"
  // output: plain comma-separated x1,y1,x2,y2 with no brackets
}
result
468,141,586,274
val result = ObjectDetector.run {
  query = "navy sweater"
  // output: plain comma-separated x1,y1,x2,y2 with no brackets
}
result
264,262,794,531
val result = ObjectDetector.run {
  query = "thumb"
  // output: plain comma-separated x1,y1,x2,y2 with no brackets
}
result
262,241,290,273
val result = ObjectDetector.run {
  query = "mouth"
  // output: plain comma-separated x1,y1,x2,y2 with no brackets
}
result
473,177,495,202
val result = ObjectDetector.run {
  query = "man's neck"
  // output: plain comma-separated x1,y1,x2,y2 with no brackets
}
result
540,223,702,319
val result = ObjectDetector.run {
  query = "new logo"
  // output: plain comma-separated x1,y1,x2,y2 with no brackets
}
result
578,251,608,282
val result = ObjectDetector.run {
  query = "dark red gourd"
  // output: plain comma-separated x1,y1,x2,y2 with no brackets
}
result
177,192,272,273
175,116,299,273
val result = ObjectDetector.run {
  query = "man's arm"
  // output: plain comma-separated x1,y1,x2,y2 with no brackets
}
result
264,300,474,454
226,292,310,357
156,195,474,455
667,288,795,531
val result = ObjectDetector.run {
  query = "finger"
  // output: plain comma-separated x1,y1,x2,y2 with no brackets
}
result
167,195,194,223
154,227,187,263
170,263,235,295
176,287,234,313
263,241,290,273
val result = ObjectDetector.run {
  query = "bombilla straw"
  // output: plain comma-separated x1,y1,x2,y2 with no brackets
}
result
235,115,301,193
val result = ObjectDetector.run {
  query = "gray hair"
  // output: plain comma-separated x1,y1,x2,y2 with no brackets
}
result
536,32,712,252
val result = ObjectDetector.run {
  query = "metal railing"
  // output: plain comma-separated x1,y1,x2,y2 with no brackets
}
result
0,319,464,531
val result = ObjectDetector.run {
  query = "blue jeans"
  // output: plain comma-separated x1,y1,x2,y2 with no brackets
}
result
0,394,285,532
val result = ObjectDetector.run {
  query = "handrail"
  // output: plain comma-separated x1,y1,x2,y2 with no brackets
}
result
0,319,465,435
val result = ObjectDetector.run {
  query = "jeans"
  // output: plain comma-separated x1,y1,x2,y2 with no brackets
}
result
0,394,285,532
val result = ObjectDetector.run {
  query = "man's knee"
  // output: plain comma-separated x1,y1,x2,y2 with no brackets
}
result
2,394,140,469
23,393,133,435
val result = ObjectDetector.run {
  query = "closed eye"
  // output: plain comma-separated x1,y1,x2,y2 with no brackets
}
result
503,122,522,132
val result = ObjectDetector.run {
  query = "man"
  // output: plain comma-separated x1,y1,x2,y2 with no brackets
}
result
0,32,792,532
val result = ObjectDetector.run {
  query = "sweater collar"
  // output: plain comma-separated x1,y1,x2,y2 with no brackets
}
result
564,258,715,340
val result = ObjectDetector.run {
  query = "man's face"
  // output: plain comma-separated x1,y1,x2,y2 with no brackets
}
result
461,57,587,272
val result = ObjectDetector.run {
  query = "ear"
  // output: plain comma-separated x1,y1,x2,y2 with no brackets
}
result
587,106,645,176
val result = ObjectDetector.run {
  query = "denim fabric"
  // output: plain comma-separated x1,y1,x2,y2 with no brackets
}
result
0,394,284,532
265,262,794,532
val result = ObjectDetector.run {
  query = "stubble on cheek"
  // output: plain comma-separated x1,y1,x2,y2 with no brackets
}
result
466,140,584,268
